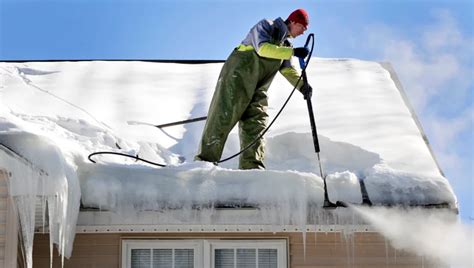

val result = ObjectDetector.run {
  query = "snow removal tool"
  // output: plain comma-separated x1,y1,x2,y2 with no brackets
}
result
127,116,208,129
298,34,346,209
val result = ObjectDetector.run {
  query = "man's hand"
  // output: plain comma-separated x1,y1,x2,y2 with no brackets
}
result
301,83,312,99
293,47,309,59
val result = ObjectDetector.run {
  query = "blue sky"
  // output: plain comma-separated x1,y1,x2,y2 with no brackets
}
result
1,0,473,222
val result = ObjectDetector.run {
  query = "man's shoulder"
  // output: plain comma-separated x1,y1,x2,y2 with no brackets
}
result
256,17,284,25
272,17,286,28
255,18,273,27
252,17,287,34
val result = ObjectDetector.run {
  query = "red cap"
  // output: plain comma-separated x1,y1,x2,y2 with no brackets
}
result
287,9,309,28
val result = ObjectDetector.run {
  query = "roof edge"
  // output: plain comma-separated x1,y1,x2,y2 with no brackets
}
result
379,62,445,178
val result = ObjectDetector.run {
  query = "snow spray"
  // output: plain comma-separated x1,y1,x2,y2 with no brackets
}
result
352,205,473,267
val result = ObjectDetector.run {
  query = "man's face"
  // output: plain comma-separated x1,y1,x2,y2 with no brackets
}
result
289,21,307,38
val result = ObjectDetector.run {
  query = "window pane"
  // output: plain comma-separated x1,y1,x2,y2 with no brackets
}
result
152,249,172,268
258,249,278,268
237,249,256,268
175,249,194,268
131,249,151,268
215,249,234,268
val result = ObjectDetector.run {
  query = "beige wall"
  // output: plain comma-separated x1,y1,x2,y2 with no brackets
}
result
32,231,442,268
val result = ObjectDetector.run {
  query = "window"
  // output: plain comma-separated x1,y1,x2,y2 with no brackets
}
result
122,239,287,268
122,240,202,268
207,240,286,268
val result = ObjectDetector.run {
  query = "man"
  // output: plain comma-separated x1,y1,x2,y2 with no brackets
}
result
195,8,313,169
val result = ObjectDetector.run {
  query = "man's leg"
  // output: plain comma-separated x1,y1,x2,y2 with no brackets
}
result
238,57,281,170
238,84,270,170
196,51,257,163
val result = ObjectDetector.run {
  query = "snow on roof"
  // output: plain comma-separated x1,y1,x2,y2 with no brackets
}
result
0,59,456,202
0,59,457,260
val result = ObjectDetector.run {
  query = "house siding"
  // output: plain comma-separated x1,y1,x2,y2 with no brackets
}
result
32,232,442,268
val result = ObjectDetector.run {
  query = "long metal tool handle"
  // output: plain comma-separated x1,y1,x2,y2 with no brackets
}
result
155,116,207,128
302,73,320,154
299,34,337,208
298,34,320,154
302,72,325,181
303,76,335,208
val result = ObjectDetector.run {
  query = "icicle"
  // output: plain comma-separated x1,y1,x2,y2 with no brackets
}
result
351,232,355,268
394,248,398,265
300,178,308,262
4,157,42,268
16,195,36,268
314,230,318,247
341,227,355,268
342,231,350,268
41,181,47,234
48,195,56,268
301,230,307,263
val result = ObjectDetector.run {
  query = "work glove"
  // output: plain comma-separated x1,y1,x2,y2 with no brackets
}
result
301,82,313,100
293,47,309,59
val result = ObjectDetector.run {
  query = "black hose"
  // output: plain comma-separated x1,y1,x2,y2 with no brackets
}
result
88,151,166,167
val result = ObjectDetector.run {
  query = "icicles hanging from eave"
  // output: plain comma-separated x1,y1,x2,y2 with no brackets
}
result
0,142,81,268
0,147,45,268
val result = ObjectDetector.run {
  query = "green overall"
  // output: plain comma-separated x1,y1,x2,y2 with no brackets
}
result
196,48,283,169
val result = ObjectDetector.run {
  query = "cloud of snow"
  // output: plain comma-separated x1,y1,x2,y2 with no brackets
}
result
353,206,474,267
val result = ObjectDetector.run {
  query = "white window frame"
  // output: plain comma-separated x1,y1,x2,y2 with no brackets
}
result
205,239,287,268
122,240,202,268
122,239,287,268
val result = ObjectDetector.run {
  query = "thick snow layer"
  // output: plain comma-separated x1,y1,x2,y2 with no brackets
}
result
81,162,324,210
0,59,457,263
